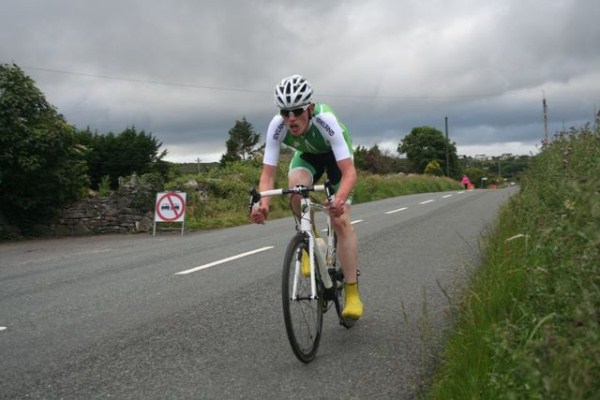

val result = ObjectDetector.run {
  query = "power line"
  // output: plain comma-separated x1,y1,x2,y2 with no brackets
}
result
19,64,533,101
21,65,267,94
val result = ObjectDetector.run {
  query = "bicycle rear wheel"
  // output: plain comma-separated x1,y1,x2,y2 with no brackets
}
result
282,233,323,363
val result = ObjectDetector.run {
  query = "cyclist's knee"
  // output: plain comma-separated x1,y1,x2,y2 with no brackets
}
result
288,168,312,187
332,212,352,234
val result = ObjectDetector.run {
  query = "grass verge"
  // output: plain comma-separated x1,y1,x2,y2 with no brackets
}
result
427,125,600,399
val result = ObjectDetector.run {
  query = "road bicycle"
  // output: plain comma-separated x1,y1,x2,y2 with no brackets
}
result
249,180,356,363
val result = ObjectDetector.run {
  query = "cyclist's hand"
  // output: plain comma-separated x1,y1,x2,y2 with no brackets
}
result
327,198,345,217
251,205,269,224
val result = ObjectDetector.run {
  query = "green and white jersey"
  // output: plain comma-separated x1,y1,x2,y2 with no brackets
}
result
263,103,353,166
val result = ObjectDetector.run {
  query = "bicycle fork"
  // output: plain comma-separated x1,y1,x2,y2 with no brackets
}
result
292,201,333,301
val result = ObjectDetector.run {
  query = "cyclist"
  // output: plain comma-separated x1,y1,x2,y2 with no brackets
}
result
251,75,363,320
461,174,471,190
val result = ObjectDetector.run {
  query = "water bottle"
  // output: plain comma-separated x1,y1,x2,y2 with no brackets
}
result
313,237,332,289
315,237,327,259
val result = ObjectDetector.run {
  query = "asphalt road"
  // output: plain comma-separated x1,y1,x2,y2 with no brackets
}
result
0,187,517,399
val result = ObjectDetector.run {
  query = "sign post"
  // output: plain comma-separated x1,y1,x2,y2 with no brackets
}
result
153,192,187,236
480,177,488,189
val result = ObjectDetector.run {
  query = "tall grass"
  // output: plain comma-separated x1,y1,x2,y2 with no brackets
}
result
427,124,600,399
354,173,461,203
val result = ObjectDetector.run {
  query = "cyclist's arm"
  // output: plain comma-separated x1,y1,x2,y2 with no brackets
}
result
257,164,277,208
334,157,356,206
263,117,285,165
250,164,277,224
252,116,285,224
314,111,355,206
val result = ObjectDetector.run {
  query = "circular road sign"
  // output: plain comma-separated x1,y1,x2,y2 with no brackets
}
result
155,192,186,222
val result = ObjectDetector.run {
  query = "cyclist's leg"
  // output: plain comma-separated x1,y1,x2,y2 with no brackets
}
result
287,151,321,216
289,150,363,318
331,206,363,319
323,156,363,320
331,208,358,282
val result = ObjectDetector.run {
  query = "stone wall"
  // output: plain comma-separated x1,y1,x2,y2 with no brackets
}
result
39,195,154,236
0,175,156,238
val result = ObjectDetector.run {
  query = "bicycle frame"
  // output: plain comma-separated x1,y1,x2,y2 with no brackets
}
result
297,195,333,300
249,183,335,301
249,181,354,362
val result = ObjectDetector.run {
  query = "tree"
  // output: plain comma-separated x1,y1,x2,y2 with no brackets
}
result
353,145,369,171
220,118,261,165
76,126,168,189
354,144,410,174
397,126,459,177
424,160,443,176
0,63,89,225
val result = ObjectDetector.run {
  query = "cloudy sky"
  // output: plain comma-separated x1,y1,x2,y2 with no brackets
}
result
2,0,599,162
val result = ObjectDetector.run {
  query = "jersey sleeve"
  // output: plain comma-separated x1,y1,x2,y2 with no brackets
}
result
263,116,287,166
314,112,352,161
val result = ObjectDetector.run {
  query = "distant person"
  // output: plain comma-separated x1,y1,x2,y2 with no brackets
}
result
461,174,471,190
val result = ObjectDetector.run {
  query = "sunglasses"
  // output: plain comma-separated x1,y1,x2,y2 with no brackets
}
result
280,104,310,118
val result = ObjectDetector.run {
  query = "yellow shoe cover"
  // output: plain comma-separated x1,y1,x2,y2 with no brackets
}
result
301,249,311,277
342,283,363,320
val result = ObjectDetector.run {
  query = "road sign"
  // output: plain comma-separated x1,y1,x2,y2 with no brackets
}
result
154,192,186,222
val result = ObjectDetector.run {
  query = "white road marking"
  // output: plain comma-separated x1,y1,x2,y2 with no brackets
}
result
385,207,408,214
320,219,362,232
176,246,274,275
442,194,453,198
420,199,435,205
0,327,7,332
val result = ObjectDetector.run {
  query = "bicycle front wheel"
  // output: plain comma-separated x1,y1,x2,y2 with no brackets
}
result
282,233,323,363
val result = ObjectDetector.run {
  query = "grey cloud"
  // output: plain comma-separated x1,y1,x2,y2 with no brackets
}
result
2,0,599,162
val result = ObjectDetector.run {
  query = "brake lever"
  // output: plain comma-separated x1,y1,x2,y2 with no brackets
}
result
248,188,261,215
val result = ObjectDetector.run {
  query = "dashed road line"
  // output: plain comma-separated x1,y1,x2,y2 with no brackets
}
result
178,191,469,276
176,246,274,275
383,190,472,215
385,207,408,214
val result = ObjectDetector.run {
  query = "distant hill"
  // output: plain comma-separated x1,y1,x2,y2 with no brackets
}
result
171,162,220,174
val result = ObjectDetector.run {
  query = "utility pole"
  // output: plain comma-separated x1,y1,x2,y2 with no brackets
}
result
542,95,548,143
196,157,201,174
445,116,450,177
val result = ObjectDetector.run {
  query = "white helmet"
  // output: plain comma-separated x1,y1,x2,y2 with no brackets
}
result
274,75,313,109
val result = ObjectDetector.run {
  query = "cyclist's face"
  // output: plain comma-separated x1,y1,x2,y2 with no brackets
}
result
282,104,313,136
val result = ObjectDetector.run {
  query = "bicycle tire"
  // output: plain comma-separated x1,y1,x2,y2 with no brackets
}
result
282,233,324,363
